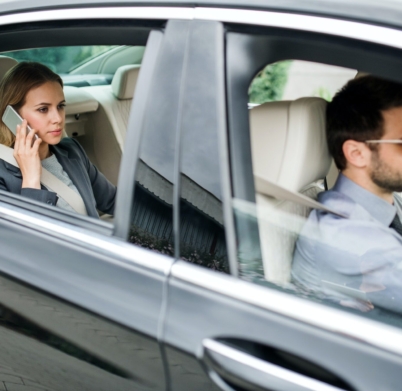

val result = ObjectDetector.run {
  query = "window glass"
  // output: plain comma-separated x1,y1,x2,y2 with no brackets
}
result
0,43,142,223
241,59,402,326
126,29,180,257
4,46,116,73
128,160,174,257
179,118,229,273
249,60,356,104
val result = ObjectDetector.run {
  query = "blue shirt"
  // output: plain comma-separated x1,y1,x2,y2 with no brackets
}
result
292,173,402,313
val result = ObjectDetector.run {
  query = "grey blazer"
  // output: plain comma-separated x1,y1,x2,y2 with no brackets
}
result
0,138,116,218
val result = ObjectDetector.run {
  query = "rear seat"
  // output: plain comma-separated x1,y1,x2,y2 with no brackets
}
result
82,64,140,185
249,97,332,284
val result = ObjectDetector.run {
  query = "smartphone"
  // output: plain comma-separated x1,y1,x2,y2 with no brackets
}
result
2,105,33,136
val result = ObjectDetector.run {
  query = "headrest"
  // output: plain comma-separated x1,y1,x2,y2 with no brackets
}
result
250,97,331,193
355,71,369,79
0,56,17,80
111,64,140,100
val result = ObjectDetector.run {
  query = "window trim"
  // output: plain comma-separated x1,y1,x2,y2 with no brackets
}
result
194,8,402,51
0,7,194,26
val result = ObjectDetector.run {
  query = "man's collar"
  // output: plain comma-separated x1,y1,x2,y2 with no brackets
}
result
333,173,397,226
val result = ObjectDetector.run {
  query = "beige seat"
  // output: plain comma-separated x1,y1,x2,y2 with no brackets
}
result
249,97,332,284
82,64,140,185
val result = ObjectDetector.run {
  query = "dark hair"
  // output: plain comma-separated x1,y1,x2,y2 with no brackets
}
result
327,75,402,170
0,62,63,147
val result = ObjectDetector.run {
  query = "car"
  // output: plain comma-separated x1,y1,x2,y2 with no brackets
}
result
0,1,402,390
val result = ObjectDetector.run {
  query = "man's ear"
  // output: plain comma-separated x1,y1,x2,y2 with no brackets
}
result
342,140,371,169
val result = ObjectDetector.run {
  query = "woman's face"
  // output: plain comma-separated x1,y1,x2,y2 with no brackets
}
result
19,81,65,145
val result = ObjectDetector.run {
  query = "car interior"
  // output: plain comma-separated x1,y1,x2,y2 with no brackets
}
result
0,46,388,297
250,96,331,284
247,60,356,285
0,51,354,277
0,46,143,188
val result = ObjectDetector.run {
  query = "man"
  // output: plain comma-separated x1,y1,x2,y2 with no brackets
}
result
292,75,402,313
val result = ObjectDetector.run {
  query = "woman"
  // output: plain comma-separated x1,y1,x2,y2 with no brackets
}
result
0,61,116,218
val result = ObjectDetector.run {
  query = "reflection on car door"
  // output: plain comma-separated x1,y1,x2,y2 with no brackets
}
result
0,203,169,391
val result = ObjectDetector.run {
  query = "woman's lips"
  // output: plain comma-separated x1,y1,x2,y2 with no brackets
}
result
48,129,62,135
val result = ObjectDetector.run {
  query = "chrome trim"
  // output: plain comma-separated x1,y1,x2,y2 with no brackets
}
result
0,7,194,26
0,6,400,51
195,8,402,50
172,261,402,356
203,339,346,391
0,202,172,275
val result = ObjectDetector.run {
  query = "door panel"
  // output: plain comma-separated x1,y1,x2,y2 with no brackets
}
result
0,202,170,390
164,262,402,391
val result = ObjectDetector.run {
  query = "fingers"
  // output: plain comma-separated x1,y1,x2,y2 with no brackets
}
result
14,120,27,149
13,124,20,151
32,136,42,150
13,120,40,158
26,125,38,148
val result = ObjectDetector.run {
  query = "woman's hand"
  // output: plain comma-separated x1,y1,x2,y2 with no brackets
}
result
13,120,42,189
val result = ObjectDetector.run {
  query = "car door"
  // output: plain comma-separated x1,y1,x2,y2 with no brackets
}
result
0,5,193,391
162,12,402,391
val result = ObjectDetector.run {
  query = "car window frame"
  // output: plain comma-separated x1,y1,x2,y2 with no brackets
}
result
213,10,402,355
0,9,173,241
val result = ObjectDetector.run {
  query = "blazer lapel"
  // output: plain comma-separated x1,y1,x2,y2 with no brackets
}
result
50,145,97,217
4,161,22,178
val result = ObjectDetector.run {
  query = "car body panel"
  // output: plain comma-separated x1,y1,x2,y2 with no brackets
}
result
165,261,402,391
0,201,170,390
0,2,400,391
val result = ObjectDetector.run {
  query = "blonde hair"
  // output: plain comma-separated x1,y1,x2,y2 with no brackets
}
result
0,62,63,147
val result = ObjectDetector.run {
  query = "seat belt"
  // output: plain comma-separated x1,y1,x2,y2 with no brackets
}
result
254,175,347,218
0,144,87,215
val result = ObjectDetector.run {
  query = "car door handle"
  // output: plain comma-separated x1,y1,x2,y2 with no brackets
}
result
202,339,348,391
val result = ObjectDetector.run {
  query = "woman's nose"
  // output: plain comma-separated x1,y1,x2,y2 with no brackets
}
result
51,109,63,123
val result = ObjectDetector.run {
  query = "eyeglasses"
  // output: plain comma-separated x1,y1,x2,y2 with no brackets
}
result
365,140,402,144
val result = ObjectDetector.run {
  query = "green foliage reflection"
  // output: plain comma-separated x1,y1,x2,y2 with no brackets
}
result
249,61,292,104
4,46,114,73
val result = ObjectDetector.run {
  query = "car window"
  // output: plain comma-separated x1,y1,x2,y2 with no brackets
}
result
227,29,402,328
3,46,145,88
249,60,356,104
0,37,148,229
4,46,116,74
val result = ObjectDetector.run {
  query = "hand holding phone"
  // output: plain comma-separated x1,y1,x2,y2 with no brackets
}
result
6,106,43,189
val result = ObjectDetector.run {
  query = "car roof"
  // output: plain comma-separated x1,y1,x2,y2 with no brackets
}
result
1,0,402,30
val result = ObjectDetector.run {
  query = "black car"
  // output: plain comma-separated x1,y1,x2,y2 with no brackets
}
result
0,1,401,390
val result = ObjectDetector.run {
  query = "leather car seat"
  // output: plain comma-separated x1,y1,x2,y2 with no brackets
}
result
82,64,140,185
249,97,331,284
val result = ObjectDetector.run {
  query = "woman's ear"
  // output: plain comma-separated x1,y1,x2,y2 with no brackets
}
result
342,139,371,169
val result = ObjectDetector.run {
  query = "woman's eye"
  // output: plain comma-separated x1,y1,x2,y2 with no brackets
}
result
38,107,48,113
58,104,66,110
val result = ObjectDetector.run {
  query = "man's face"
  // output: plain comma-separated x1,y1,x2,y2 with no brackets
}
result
369,106,402,192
